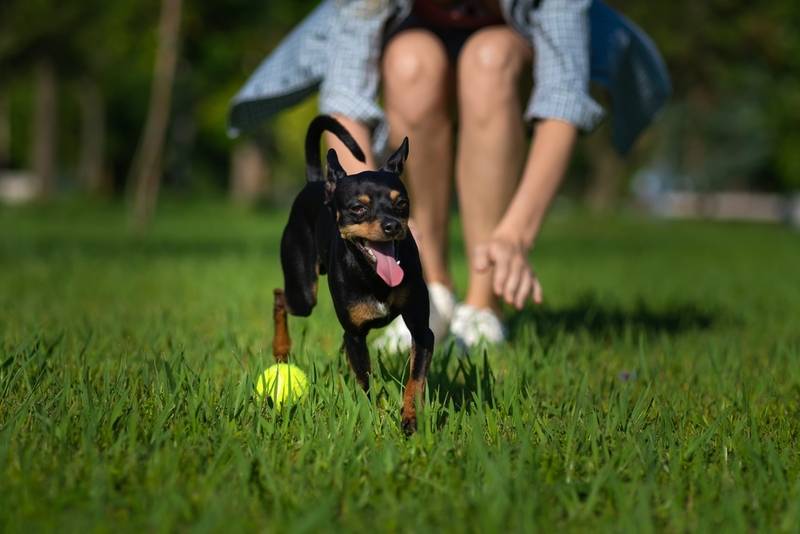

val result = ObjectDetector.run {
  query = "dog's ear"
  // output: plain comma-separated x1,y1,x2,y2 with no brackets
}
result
380,137,409,175
325,148,346,204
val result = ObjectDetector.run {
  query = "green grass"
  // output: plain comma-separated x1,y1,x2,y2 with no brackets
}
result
1,200,799,532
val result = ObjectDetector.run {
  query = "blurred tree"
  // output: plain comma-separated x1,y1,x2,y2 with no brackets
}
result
76,76,106,194
177,0,318,197
129,0,183,227
583,125,625,211
30,58,57,197
1,0,797,208
230,139,269,205
0,93,9,168
0,0,77,197
611,0,800,192
69,0,124,196
0,0,149,195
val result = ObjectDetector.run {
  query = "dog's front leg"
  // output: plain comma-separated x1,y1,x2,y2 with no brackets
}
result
343,332,371,392
400,311,434,435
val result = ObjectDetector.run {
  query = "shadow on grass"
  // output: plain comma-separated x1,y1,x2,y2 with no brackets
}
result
428,347,496,412
369,294,719,421
375,345,497,416
508,293,716,345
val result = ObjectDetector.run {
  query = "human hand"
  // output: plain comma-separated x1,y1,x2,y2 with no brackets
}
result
473,231,543,310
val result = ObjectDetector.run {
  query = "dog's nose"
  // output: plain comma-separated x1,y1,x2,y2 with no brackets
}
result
382,219,401,237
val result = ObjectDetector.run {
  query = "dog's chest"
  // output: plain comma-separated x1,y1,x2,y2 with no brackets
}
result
346,287,409,328
347,297,390,327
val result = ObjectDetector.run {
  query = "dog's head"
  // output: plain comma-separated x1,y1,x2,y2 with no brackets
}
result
325,138,410,287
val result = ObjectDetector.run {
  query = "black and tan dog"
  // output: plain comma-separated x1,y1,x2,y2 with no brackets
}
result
272,115,433,434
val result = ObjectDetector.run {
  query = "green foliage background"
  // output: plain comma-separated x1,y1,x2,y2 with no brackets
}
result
1,0,799,195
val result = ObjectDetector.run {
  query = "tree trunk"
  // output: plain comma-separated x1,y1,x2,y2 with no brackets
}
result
584,129,624,212
31,58,57,197
0,92,9,168
129,0,183,228
77,77,107,194
230,140,269,205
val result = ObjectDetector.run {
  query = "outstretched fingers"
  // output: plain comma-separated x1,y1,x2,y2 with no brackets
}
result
472,240,543,309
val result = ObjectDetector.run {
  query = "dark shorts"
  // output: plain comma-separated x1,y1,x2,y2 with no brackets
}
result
383,14,503,61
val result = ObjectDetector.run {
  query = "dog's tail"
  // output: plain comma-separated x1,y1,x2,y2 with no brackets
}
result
305,115,366,182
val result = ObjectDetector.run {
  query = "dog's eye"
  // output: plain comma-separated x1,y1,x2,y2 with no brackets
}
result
394,199,408,212
349,204,367,217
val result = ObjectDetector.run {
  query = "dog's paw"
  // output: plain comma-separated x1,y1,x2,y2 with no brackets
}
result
400,409,417,436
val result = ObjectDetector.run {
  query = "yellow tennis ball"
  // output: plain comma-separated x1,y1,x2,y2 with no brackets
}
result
256,364,308,409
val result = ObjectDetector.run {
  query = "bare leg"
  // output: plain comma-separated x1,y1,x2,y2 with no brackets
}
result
383,30,453,287
325,114,375,173
455,27,532,312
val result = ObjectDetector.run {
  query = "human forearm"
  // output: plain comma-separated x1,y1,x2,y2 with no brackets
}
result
494,119,577,248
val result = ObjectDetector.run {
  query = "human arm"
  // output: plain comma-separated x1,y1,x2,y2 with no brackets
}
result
474,0,602,309
473,119,576,309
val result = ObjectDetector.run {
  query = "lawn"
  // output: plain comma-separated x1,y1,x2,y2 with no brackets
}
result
1,201,799,532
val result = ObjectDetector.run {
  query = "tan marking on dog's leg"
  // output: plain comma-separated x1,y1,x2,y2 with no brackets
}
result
401,344,426,434
272,289,291,363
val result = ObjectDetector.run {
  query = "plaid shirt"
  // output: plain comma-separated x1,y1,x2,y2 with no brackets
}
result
229,0,670,156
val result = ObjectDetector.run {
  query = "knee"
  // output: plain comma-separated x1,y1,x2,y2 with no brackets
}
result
383,31,449,128
458,31,527,119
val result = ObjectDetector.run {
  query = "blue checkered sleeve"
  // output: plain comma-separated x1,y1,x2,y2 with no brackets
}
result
319,0,394,154
525,0,605,131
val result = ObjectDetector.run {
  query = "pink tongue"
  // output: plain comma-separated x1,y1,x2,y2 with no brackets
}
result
368,241,404,287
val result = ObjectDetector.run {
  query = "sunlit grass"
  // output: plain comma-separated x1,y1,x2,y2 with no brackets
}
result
1,201,799,531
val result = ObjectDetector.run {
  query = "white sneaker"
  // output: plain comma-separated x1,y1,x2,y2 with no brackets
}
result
372,282,455,353
450,304,507,350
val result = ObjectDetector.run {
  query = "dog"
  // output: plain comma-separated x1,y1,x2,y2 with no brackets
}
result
272,115,433,434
